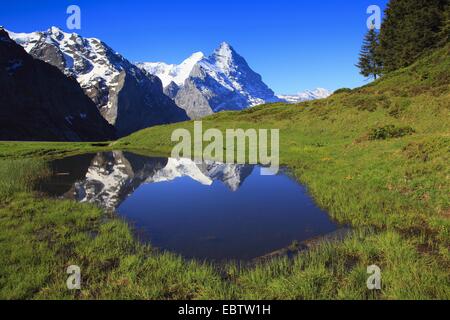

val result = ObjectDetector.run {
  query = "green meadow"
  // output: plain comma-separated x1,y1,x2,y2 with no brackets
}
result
0,45,449,300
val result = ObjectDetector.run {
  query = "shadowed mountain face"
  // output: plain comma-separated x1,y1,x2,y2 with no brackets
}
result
40,152,254,210
7,27,189,137
0,29,116,141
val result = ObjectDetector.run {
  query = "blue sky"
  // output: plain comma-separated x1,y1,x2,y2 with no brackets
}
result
1,0,388,93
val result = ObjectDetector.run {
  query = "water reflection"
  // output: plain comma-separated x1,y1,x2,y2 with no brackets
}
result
40,151,254,210
39,152,339,261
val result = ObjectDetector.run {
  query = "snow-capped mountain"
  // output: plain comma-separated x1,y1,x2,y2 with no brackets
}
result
146,158,254,191
63,152,254,210
277,88,332,104
71,152,165,210
138,42,281,119
137,52,204,88
7,27,188,136
0,28,115,142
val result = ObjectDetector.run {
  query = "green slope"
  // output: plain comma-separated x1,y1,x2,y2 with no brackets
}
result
0,45,448,299
118,45,450,237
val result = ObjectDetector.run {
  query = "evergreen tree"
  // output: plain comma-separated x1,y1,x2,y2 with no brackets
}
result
438,3,450,46
356,26,382,80
378,0,448,72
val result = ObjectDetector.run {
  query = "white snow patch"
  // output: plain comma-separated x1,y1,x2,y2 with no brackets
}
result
146,158,213,186
277,88,333,103
137,51,204,87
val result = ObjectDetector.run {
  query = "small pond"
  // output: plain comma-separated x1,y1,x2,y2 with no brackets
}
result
38,151,340,261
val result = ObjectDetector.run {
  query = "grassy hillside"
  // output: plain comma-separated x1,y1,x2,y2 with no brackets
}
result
118,45,450,239
0,45,448,299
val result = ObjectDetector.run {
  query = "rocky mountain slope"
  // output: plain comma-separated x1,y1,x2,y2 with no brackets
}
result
7,27,188,136
138,42,281,119
0,29,116,141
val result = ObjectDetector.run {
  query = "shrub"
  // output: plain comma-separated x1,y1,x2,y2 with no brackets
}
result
388,99,411,118
333,88,352,95
368,125,415,140
343,94,390,112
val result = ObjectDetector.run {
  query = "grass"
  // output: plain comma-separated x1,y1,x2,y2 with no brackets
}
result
0,142,113,160
0,45,449,300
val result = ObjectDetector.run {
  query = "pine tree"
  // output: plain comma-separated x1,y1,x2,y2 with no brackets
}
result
356,26,382,80
438,3,450,46
378,0,447,72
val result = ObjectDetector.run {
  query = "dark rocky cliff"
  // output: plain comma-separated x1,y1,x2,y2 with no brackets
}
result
0,29,116,141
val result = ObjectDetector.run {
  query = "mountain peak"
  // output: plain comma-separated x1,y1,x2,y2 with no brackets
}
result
48,26,66,37
49,26,62,33
8,27,188,136
214,42,235,57
208,42,241,73
0,29,116,141
180,51,204,68
137,51,205,88
277,88,332,104
137,41,280,118
188,51,205,60
219,41,232,49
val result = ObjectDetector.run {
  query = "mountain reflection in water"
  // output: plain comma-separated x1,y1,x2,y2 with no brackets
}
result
40,151,254,210
38,152,339,261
